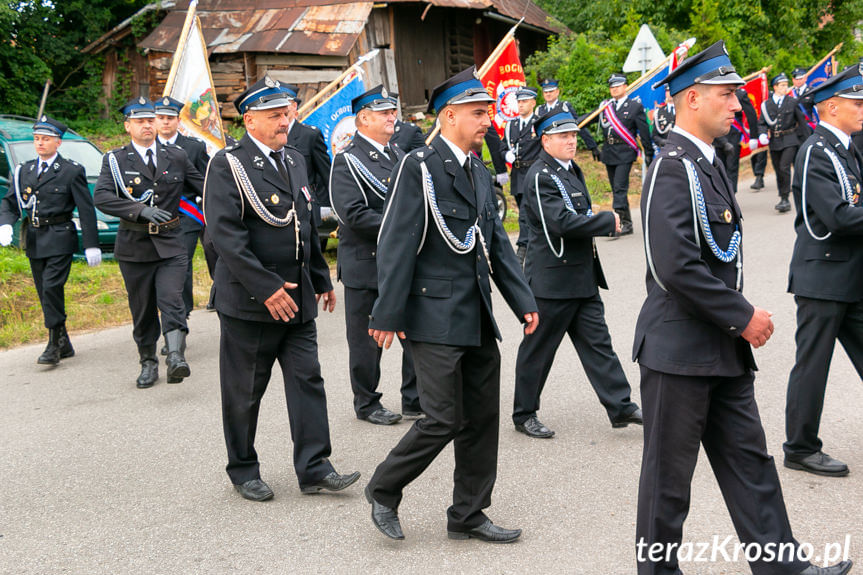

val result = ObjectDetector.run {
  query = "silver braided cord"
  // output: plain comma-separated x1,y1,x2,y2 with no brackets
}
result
802,144,855,241
109,152,153,205
344,153,388,200
226,152,300,259
534,170,594,259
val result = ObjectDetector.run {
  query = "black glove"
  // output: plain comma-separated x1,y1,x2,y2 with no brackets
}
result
591,147,601,162
140,206,173,224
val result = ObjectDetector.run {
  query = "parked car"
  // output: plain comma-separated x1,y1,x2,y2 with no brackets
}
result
0,115,119,255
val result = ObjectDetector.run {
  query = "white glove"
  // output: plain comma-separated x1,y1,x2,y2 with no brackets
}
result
85,247,102,267
495,173,510,186
504,150,515,164
759,133,769,146
0,224,12,247
749,139,758,150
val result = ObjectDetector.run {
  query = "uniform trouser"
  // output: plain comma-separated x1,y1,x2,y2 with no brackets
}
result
770,147,797,200
29,253,73,329
513,295,637,425
118,255,188,346
716,137,742,193
512,166,530,247
343,286,419,417
368,317,501,531
606,162,633,212
751,150,767,178
181,219,219,315
637,366,807,575
218,313,335,486
784,296,863,458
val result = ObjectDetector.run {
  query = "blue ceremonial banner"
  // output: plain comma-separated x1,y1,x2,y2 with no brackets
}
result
303,75,366,159
806,55,836,89
630,65,669,114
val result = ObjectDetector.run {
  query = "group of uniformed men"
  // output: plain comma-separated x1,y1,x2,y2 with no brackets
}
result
1,37,861,573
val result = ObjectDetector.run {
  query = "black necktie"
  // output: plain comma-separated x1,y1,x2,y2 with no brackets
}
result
38,162,49,180
381,146,391,161
145,149,156,180
463,158,474,191
270,150,291,189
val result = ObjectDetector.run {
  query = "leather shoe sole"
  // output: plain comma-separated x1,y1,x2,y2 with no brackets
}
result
448,521,522,544
611,408,643,428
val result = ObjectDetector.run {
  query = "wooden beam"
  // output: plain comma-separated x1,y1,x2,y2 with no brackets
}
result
266,69,341,84
255,54,349,67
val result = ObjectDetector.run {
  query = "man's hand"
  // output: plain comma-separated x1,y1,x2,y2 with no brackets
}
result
316,289,336,312
748,138,759,150
0,224,13,247
264,282,299,322
591,147,601,162
85,247,102,267
368,329,406,349
504,150,516,164
758,133,770,147
140,206,172,224
612,211,621,234
523,312,540,335
741,307,774,348
495,173,510,186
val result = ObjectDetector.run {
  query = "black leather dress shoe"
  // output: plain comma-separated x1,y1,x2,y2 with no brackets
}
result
364,407,402,425
365,485,404,540
798,560,853,574
612,407,643,428
514,416,555,438
301,470,361,494
784,451,849,477
775,198,791,213
448,519,521,543
618,221,634,236
750,175,765,190
234,479,274,501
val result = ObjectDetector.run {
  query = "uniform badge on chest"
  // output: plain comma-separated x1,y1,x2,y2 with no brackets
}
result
271,193,280,205
723,209,733,223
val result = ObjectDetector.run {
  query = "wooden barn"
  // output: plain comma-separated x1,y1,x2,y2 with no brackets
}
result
84,0,565,117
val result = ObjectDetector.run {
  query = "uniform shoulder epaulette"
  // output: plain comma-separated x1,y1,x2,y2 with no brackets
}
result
284,143,301,153
664,145,684,158
409,145,435,160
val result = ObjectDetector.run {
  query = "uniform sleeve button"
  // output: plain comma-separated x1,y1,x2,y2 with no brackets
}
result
371,251,376,256
421,287,427,293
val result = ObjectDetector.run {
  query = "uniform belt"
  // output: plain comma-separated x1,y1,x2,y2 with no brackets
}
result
513,159,536,170
772,128,796,137
29,213,72,228
120,217,180,235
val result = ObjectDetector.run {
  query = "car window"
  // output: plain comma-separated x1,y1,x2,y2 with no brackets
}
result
0,146,9,179
9,140,104,179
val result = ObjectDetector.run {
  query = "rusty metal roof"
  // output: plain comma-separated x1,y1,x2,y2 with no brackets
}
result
138,0,563,56
139,1,374,56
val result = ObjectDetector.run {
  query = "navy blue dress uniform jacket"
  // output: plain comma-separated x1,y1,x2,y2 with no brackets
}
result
761,94,807,151
522,150,616,299
504,115,541,166
173,133,209,175
0,154,98,258
289,120,331,207
329,135,402,290
204,135,332,324
634,131,755,377
590,97,654,165
652,104,675,148
389,120,426,153
368,136,537,346
94,142,204,262
788,125,863,302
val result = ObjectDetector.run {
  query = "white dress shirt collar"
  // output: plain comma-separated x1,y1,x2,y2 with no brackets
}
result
355,130,388,155
554,157,572,171
38,153,59,169
247,132,283,170
439,134,469,166
820,121,852,149
131,141,158,166
159,133,178,146
672,125,716,164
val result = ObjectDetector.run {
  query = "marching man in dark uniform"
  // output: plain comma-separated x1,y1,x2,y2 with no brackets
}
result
94,98,201,388
535,78,599,153
784,66,863,479
791,66,817,140
504,87,541,262
651,87,675,149
329,85,420,425
0,116,101,365
586,73,654,236
364,67,539,542
154,96,214,320
635,41,852,575
714,86,761,193
512,109,641,439
390,105,426,153
762,73,808,213
285,86,332,223
204,77,359,502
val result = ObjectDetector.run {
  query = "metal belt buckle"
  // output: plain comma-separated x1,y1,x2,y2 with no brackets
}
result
31,216,40,228
148,222,160,235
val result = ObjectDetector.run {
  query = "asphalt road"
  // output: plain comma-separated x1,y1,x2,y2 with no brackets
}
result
1,173,861,575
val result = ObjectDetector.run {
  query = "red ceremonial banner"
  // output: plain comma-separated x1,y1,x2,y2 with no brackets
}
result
739,73,768,159
480,37,526,138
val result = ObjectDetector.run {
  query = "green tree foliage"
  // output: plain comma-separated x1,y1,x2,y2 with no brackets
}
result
532,0,863,111
0,0,151,120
